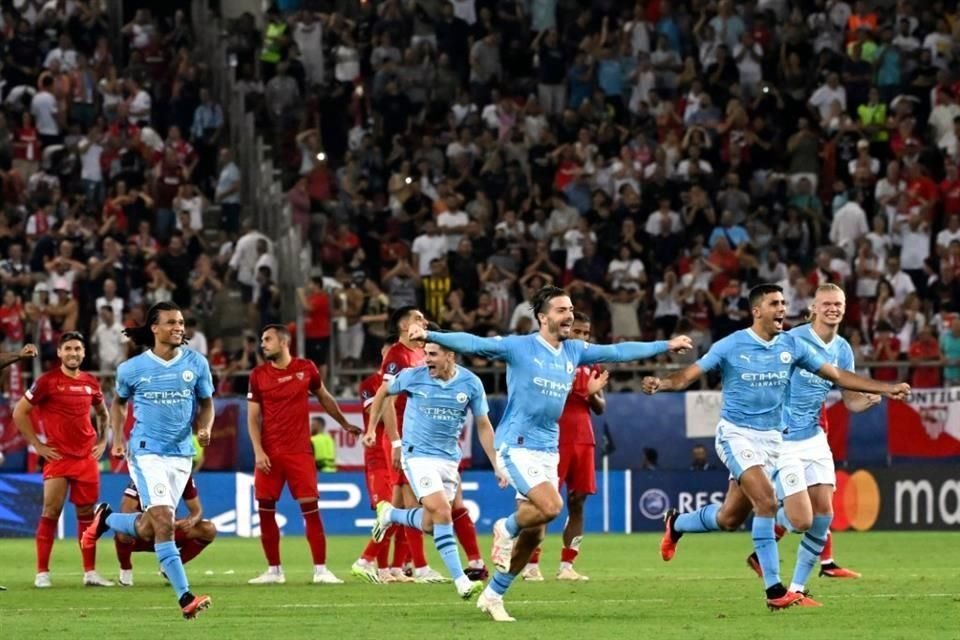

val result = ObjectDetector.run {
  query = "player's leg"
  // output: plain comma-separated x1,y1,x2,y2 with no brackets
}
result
178,520,217,565
400,482,439,581
451,482,486,578
73,458,112,586
353,466,392,583
249,457,285,584
289,452,341,584
115,494,141,586
558,443,596,580
479,524,544,622
35,476,68,587
782,481,832,600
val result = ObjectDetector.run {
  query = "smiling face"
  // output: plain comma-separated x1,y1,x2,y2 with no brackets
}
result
539,294,575,341
811,285,846,330
57,338,85,372
424,343,455,379
152,310,185,348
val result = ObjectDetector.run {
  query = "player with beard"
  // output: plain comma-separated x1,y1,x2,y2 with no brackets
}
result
643,284,909,609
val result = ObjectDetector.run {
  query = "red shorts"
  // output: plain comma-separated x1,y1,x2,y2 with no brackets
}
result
254,452,318,501
132,528,189,552
380,437,408,486
558,442,596,495
43,456,100,505
365,466,393,509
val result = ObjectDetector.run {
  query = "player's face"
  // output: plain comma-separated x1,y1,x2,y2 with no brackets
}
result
753,292,786,335
260,329,289,361
424,343,455,378
402,310,427,340
541,295,575,340
570,320,591,341
57,339,84,371
152,310,185,346
812,290,846,328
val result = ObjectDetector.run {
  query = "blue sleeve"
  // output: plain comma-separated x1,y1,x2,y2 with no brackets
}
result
795,339,827,373
195,354,214,399
469,378,489,418
388,368,414,395
839,342,856,374
116,361,132,400
577,340,669,365
426,331,515,362
696,339,729,373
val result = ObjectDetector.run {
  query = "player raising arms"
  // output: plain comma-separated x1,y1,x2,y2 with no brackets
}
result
643,284,909,609
366,329,499,599
115,474,217,587
13,337,114,588
247,324,359,585
409,286,691,622
742,284,874,586
522,312,609,582
82,302,213,619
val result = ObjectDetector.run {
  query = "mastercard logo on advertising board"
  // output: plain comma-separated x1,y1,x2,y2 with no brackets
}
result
832,470,881,531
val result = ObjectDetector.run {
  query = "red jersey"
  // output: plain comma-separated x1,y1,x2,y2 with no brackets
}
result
25,369,103,458
247,357,322,456
379,342,424,435
359,372,386,464
0,303,24,342
559,366,600,446
304,291,331,338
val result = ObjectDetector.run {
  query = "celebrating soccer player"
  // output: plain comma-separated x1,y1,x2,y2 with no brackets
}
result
246,324,359,585
13,337,114,588
522,312,609,582
82,302,213,619
365,330,499,599
407,286,691,622
115,474,217,587
643,284,909,609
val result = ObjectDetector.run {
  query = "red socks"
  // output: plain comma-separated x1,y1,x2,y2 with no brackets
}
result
820,530,833,562
560,546,579,564
36,515,57,573
528,547,542,564
361,527,394,567
452,507,481,562
774,524,787,541
179,539,211,565
115,537,135,570
405,526,428,568
301,501,327,565
78,515,96,572
258,500,281,566
391,526,409,568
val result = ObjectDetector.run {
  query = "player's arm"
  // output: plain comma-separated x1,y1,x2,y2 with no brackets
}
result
642,363,705,393
313,382,361,434
366,381,399,443
109,395,128,458
91,397,109,459
247,399,271,472
577,335,692,365
12,396,61,460
475,413,499,473
841,390,882,413
0,343,37,369
176,496,204,531
586,369,610,414
813,364,910,399
194,397,214,446
413,326,515,361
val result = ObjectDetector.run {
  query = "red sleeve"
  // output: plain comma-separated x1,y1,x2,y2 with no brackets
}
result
90,377,104,406
247,368,262,403
307,359,323,390
181,474,198,500
571,368,591,399
381,353,405,381
25,373,47,405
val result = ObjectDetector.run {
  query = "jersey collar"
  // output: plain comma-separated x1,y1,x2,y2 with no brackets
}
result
805,323,837,349
535,334,562,355
436,366,460,387
745,328,780,348
145,347,184,367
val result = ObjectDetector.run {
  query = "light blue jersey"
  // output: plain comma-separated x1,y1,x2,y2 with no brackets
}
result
696,328,828,431
388,364,488,463
426,332,668,451
117,348,214,457
782,324,855,442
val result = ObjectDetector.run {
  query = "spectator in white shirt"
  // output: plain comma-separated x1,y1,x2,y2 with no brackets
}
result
937,215,960,254
437,202,470,252
606,245,646,291
733,31,763,95
923,18,954,70
125,76,151,126
874,160,906,208
562,217,596,270
411,220,448,277
93,306,126,371
808,73,846,121
185,318,209,357
929,90,960,145
30,75,60,145
95,278,124,320
44,33,78,72
830,196,869,258
883,255,917,303
229,223,271,303
645,197,683,235
892,17,920,53
937,115,960,160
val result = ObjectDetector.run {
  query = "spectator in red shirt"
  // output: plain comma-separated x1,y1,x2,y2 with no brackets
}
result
872,321,902,381
298,276,331,381
908,326,943,388
940,160,960,218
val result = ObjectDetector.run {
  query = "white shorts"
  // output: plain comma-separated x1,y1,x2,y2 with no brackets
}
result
715,420,782,482
775,430,836,500
496,446,559,501
128,453,192,509
402,455,460,503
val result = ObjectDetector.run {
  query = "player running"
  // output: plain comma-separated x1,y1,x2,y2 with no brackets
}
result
13,336,114,588
366,330,499,599
115,474,217,587
522,312,609,582
743,284,873,586
82,302,213,618
246,324,359,585
642,284,909,610
408,285,691,622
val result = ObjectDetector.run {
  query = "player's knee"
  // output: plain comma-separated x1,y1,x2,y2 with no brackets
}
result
75,504,95,518
542,497,564,521
197,521,218,542
567,493,587,515
41,504,64,519
752,494,778,517
715,510,743,531
791,514,813,532
431,504,453,524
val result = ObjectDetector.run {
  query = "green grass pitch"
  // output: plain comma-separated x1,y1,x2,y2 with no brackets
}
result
1,533,958,639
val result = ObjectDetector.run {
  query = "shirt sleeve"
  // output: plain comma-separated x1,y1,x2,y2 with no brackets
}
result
696,338,729,373
115,362,132,401
24,374,46,405
470,379,490,418
425,331,517,362
794,337,828,374
839,341,856,374
578,340,669,365
195,355,214,399
91,379,105,406
387,368,414,396
247,368,262,403
307,360,323,390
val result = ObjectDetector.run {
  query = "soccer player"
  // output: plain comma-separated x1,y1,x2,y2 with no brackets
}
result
366,332,499,599
742,284,873,587
408,286,691,622
246,324,359,585
13,337,114,588
82,301,213,619
642,284,909,609
522,312,609,582
115,474,217,587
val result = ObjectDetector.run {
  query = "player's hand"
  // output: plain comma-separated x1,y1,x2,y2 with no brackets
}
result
586,369,610,396
35,443,61,461
340,420,362,436
667,335,693,354
196,428,211,447
495,468,510,489
863,393,882,408
255,451,272,473
175,515,200,531
641,376,661,394
408,324,427,342
112,441,126,458
391,447,401,470
91,441,106,460
361,431,377,448
20,344,39,359
887,382,911,401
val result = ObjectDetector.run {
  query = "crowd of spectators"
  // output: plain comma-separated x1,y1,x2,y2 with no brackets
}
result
247,0,960,388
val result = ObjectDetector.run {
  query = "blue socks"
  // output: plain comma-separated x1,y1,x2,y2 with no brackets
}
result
752,516,780,589
106,512,139,537
489,570,516,596
504,513,521,537
674,504,721,533
388,507,424,530
789,515,832,591
432,522,465,581
155,541,190,598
